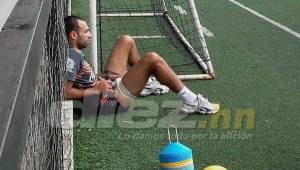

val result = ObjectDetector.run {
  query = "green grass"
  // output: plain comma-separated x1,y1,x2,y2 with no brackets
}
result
235,0,300,32
72,0,300,169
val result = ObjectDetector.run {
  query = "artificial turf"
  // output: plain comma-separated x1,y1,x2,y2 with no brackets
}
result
72,0,300,169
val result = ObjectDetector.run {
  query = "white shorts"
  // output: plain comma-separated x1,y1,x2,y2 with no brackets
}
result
113,78,136,108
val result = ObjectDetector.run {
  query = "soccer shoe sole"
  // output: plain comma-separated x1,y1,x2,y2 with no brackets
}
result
139,87,169,97
181,103,220,114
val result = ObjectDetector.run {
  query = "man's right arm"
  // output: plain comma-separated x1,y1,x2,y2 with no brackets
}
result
64,81,99,100
64,80,113,100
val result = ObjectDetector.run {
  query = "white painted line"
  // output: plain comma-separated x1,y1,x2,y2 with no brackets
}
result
173,5,214,38
131,35,166,39
173,5,187,15
122,121,134,124
98,12,163,17
201,26,215,37
228,0,300,39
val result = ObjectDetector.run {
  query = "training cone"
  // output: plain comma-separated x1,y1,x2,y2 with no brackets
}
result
203,165,227,170
159,125,194,170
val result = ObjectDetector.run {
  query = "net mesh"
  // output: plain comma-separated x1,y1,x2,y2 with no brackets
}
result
98,0,207,75
21,0,71,169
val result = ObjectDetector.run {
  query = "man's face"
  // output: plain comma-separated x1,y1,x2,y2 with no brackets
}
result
75,20,92,49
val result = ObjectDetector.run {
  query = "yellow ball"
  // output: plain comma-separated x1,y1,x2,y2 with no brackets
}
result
203,165,227,170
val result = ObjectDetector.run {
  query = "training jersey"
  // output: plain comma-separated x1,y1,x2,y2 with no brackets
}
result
66,48,130,112
66,48,99,88
66,48,119,108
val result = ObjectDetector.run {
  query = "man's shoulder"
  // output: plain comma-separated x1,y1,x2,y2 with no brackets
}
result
66,48,82,74
68,48,83,61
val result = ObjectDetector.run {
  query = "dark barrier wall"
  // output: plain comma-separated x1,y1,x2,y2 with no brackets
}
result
0,0,51,169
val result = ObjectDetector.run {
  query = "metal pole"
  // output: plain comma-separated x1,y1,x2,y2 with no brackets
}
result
187,0,215,77
89,0,98,73
68,0,72,16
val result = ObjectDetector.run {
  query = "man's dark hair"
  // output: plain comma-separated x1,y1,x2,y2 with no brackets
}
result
64,16,84,38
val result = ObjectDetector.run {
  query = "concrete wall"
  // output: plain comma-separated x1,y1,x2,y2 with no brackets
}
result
0,0,19,31
0,0,52,168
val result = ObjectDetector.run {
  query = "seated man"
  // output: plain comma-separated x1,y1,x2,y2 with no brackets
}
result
64,16,220,114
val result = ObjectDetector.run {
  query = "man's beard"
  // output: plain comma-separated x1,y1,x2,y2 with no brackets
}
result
78,41,89,49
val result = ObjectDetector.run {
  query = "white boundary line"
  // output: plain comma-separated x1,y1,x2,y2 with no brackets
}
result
131,35,165,39
228,0,300,39
173,5,187,15
173,5,214,37
201,26,215,37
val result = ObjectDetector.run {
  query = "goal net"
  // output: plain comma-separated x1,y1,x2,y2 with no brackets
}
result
98,0,215,80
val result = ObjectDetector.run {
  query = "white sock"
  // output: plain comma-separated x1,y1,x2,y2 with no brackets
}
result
178,86,197,104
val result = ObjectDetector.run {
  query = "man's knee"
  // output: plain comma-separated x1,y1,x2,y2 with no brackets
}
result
144,52,165,65
117,35,134,45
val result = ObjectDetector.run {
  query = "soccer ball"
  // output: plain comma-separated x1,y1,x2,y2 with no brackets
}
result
203,165,227,170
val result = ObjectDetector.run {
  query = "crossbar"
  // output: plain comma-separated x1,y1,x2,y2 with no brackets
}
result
98,12,164,17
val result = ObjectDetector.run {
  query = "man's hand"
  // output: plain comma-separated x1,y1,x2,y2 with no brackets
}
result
64,80,114,100
106,73,121,81
99,72,123,81
93,79,114,93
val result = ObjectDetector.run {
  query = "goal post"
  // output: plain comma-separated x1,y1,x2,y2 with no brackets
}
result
95,0,215,80
89,0,98,74
186,0,215,78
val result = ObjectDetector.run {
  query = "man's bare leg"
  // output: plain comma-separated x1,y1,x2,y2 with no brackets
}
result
103,36,219,114
122,52,184,95
120,52,220,114
104,35,140,75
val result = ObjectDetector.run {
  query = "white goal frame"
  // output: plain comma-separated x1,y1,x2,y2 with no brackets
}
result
93,0,215,80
